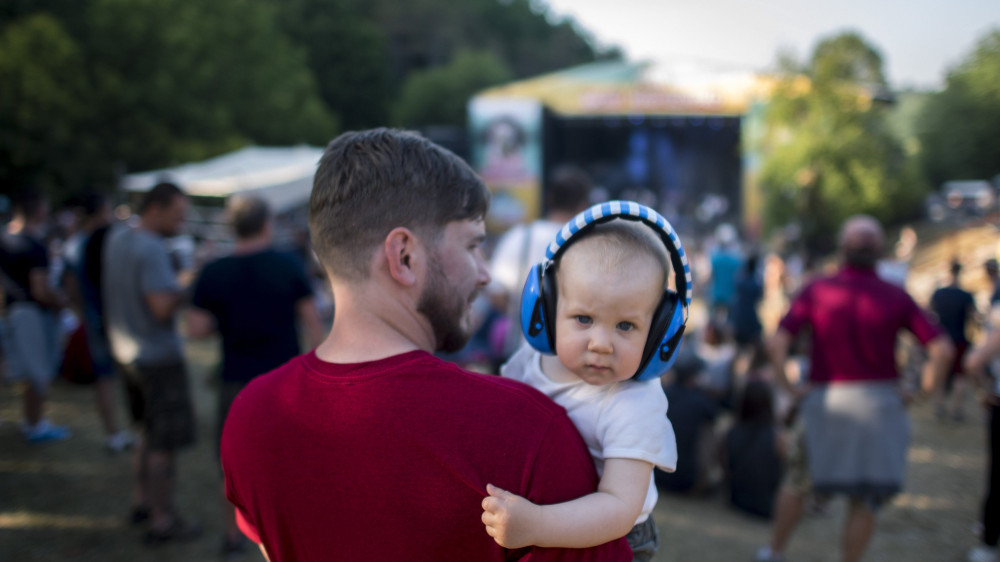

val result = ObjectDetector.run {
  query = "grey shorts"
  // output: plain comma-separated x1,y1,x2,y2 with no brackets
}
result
626,515,660,562
802,382,909,511
122,361,197,452
0,302,60,391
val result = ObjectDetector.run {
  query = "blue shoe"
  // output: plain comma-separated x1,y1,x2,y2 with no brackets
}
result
24,420,71,443
969,545,997,562
755,546,785,562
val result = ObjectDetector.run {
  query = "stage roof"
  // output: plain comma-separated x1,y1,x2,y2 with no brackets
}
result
474,59,782,116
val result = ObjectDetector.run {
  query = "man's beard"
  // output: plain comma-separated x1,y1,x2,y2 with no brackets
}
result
417,258,476,353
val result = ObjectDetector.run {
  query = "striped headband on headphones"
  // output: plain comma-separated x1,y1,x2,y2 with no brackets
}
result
543,200,692,310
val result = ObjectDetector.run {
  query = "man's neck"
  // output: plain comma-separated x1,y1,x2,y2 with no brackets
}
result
137,216,161,237
233,235,270,255
315,280,432,364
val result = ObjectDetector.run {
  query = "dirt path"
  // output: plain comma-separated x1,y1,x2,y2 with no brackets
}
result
651,400,986,562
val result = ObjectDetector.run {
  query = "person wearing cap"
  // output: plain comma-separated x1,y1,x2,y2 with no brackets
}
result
755,215,953,562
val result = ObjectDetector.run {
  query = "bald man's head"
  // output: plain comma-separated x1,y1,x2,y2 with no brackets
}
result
838,215,884,268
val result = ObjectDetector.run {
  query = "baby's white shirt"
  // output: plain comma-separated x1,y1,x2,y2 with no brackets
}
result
501,345,678,523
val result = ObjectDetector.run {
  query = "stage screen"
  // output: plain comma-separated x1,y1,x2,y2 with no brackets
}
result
546,115,741,236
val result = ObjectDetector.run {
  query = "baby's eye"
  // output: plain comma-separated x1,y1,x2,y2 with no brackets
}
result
616,321,635,332
575,315,593,326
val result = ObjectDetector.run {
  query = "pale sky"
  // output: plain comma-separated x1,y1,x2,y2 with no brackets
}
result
544,0,1000,90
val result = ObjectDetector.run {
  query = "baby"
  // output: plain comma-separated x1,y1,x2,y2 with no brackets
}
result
482,213,680,560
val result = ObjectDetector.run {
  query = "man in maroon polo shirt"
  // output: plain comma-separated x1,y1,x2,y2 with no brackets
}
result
755,215,953,562
220,129,630,562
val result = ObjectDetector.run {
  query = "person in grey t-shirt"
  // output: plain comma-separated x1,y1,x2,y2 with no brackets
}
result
103,182,201,544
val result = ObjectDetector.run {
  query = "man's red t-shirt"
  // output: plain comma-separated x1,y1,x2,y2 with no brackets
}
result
780,266,941,384
221,350,631,561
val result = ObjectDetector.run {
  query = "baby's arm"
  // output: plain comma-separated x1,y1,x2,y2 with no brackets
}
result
481,457,653,549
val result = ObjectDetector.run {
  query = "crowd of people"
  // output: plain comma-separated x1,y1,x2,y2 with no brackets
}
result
2,127,1000,562
1,184,324,556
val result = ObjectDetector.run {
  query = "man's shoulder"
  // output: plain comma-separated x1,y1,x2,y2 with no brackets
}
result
108,226,162,253
260,248,308,274
198,253,241,279
407,353,576,428
1,231,44,256
932,285,975,301
208,249,303,277
235,351,564,417
431,354,568,418
227,355,306,407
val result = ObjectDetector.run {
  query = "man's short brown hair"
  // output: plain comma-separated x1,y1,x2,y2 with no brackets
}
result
309,128,490,281
546,165,592,215
138,182,185,215
227,196,271,240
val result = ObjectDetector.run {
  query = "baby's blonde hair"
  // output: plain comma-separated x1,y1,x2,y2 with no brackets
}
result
557,219,672,291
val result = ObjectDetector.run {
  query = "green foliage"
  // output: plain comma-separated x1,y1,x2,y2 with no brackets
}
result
0,14,97,200
86,0,337,171
363,0,611,84
917,29,1000,187
759,31,926,256
392,50,514,128
810,32,887,89
0,0,609,198
885,90,931,157
266,0,392,130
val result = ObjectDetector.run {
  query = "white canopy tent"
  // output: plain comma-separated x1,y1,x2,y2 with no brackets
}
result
121,145,324,255
121,145,324,215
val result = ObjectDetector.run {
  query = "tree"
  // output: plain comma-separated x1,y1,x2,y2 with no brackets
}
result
392,49,514,128
0,0,339,195
0,14,97,199
363,0,614,86
758,31,926,256
0,0,615,196
85,0,336,174
917,29,1000,187
266,0,392,130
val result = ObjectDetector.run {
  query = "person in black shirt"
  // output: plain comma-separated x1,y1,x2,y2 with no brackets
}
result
722,378,784,518
0,190,70,442
930,260,978,422
656,341,721,496
187,195,324,556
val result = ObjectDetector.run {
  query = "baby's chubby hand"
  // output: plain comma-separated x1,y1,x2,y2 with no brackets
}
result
481,483,542,549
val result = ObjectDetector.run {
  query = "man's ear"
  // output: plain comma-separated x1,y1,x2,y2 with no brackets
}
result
384,227,419,286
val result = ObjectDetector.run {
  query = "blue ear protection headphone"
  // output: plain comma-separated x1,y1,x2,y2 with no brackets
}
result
519,200,692,381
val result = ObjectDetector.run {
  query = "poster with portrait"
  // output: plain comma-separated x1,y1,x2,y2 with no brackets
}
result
468,97,543,231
